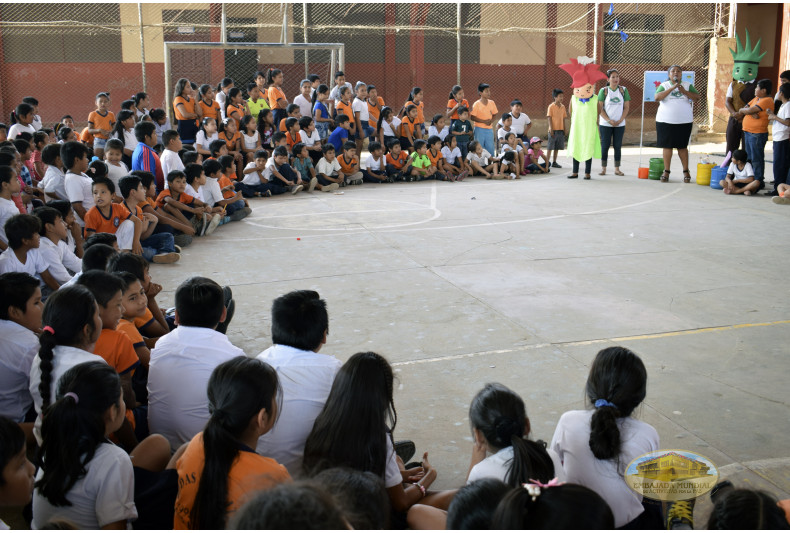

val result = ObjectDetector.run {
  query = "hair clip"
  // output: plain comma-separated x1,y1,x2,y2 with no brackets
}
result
523,483,541,501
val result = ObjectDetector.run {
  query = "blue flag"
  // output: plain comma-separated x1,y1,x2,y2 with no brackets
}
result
613,18,619,30
607,3,614,15
620,30,628,42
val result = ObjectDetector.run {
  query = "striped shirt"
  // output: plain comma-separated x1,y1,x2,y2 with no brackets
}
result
132,142,164,192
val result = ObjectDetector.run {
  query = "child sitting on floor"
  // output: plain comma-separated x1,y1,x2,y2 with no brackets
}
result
720,149,758,195
0,214,59,291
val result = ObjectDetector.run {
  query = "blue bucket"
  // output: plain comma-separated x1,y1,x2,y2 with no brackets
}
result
710,166,726,190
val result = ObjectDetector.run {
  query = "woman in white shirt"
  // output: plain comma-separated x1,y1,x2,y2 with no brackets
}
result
597,69,631,176
550,346,661,528
654,65,701,182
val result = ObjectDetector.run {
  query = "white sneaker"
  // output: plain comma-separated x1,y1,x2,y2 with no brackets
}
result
204,214,221,235
509,173,516,180
152,252,180,264
322,183,340,192
291,184,303,194
308,177,317,192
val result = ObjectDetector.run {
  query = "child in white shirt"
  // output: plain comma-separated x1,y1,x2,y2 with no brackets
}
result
160,130,185,179
195,118,219,156
103,140,129,194
363,142,389,183
427,114,450,141
315,145,343,192
441,134,467,179
293,79,313,118
721,149,756,195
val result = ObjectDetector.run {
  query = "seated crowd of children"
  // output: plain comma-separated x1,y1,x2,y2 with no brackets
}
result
1,70,789,531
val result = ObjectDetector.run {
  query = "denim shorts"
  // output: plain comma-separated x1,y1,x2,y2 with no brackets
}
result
356,124,375,140
93,137,107,150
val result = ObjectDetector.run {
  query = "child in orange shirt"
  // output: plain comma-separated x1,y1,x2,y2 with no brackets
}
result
84,177,142,254
284,117,301,151
403,87,426,138
266,68,289,127
740,78,774,185
216,155,251,222
218,118,243,180
278,104,301,132
87,92,115,159
116,271,151,404
385,139,412,181
156,170,220,236
399,105,420,153
427,135,451,181
336,87,356,137
224,87,247,132
337,141,363,186
174,357,290,529
447,85,469,121
198,84,221,123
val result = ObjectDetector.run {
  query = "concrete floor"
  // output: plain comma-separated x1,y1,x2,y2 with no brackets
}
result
151,142,790,524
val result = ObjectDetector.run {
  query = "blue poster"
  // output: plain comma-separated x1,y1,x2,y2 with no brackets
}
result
642,71,696,102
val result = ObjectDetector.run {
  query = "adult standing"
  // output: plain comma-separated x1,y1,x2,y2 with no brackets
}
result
598,69,630,176
470,83,498,155
654,65,700,183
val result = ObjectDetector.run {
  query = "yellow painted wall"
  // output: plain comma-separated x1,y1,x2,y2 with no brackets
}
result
479,3,547,65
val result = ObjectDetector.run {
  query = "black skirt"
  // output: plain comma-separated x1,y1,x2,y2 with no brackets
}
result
656,121,692,149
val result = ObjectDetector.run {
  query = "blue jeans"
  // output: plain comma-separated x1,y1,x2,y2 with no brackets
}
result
141,232,175,261
474,128,495,155
224,199,246,215
599,125,625,167
744,131,768,182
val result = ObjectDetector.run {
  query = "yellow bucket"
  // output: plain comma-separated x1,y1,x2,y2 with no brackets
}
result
696,163,715,186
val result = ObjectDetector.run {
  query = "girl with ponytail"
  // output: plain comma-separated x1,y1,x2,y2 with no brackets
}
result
266,68,288,127
28,286,104,445
550,346,660,528
175,356,290,529
467,383,562,486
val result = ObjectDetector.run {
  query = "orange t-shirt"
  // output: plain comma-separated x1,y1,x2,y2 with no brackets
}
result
447,98,470,120
400,116,418,138
84,203,131,235
117,319,146,350
173,96,198,126
367,97,386,128
88,110,116,139
155,190,195,210
198,99,221,123
404,101,425,124
226,103,246,129
94,328,140,376
547,103,568,132
386,151,409,169
337,154,358,175
218,175,237,199
471,99,498,129
134,307,155,331
219,131,240,151
174,432,291,530
336,101,354,123
742,96,774,134
427,148,444,168
267,86,287,110
285,132,299,150
80,127,95,144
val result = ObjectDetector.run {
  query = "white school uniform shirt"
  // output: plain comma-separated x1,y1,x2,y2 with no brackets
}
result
352,97,370,122
242,162,265,186
154,121,167,141
366,153,385,171
502,142,524,153
7,123,36,140
772,101,790,142
202,177,223,207
38,236,80,285
32,442,137,529
255,344,342,476
467,149,491,167
160,148,184,179
123,128,138,152
185,183,203,202
32,115,42,131
29,345,107,444
300,128,321,148
329,82,354,105
195,130,218,151
726,161,755,180
441,145,462,165
381,117,401,138
427,125,450,141
550,409,659,528
263,157,278,181
0,247,49,280
383,434,406,488
467,445,566,485
497,127,516,140
316,157,341,177
294,94,313,118
41,166,67,202
106,161,129,192
64,171,95,226
148,326,244,450
498,112,531,135
216,90,228,120
0,197,20,246
0,319,38,422
242,131,260,150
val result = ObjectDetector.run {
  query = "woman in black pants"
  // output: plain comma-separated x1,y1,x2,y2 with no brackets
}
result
598,69,631,176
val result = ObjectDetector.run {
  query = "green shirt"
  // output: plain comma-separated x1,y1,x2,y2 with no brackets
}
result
410,153,431,169
247,97,270,120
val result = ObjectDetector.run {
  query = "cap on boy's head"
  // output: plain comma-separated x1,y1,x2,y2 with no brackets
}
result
118,175,142,199
4,214,40,250
511,99,522,106
175,276,224,329
271,289,328,352
478,83,490,93
202,158,222,177
530,136,542,145
166,170,186,184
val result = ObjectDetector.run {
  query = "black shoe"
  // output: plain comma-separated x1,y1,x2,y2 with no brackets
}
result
394,440,416,464
551,162,562,168
764,190,779,197
568,174,578,179
216,298,235,335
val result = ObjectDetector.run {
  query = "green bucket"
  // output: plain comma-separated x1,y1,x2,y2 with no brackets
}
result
647,171,662,180
648,158,664,172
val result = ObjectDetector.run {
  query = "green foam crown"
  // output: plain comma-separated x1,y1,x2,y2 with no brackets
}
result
729,29,767,64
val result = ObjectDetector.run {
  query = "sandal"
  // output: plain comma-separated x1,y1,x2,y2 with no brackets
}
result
567,174,579,179
614,170,625,176
583,174,591,180
683,169,691,183
660,170,670,182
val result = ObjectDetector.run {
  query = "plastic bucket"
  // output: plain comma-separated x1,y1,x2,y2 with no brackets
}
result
648,171,662,180
648,157,664,173
710,166,726,190
638,167,649,179
696,163,715,186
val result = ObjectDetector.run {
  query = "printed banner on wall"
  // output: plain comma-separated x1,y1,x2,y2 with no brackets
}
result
642,71,695,102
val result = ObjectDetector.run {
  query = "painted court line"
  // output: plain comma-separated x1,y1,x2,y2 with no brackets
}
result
392,319,790,367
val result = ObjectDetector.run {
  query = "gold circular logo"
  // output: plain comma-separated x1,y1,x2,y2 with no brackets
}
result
624,450,719,501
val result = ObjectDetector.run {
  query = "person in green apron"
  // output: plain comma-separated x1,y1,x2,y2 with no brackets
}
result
560,57,608,179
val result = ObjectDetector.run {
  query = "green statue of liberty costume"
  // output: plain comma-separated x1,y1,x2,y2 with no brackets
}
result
561,57,609,179
725,30,767,156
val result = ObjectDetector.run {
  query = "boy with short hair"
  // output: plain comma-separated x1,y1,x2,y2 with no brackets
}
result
0,272,41,425
156,170,220,236
39,144,66,202
328,71,353,116
299,116,323,164
328,114,351,154
241,149,282,198
131,121,164,191
363,141,390,183
32,206,81,288
208,139,228,160
315,145,343,192
284,117,301,152
118,175,181,262
499,99,531,143
450,106,473,160
84,177,143,255
132,170,195,246
268,146,305,194
547,89,567,168
104,138,129,196
204,158,249,221
271,132,288,151
292,143,318,192
0,165,21,252
279,103,302,132
408,139,436,181
116,270,150,368
0,214,59,291
338,141,363,185
148,276,244,450
160,130,184,179
61,141,95,227
385,140,412,181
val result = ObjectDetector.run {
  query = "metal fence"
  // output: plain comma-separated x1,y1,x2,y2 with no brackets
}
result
0,3,721,136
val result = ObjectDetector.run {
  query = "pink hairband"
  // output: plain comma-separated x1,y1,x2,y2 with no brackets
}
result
42,326,55,335
64,392,79,404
